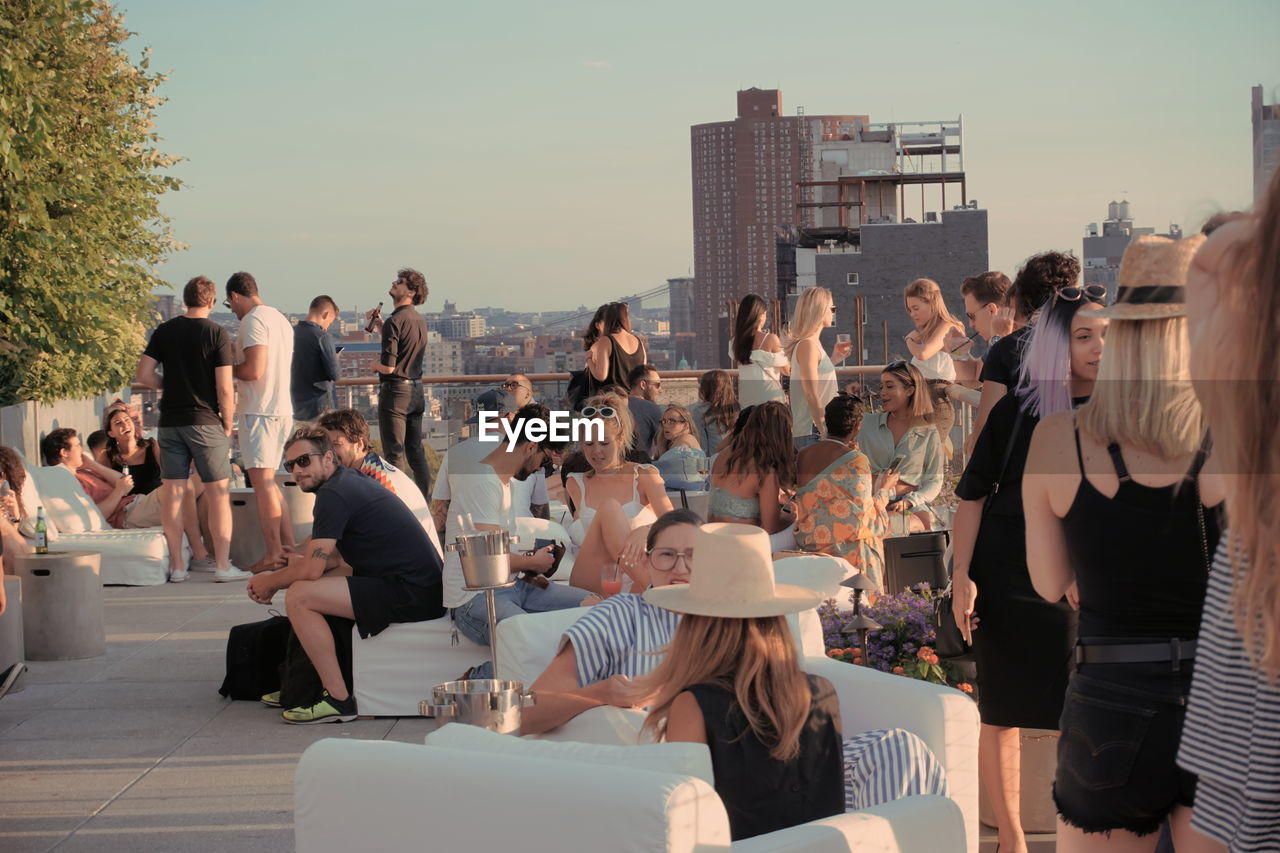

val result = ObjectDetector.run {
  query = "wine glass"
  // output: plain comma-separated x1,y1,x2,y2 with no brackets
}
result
836,333,852,367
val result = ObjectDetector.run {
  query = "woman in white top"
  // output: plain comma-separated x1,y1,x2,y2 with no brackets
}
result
784,287,851,450
732,294,789,407
903,278,968,453
566,392,674,595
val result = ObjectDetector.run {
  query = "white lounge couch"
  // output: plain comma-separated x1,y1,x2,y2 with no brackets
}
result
24,464,171,586
295,651,978,852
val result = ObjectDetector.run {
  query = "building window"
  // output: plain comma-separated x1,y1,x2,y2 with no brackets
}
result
846,273,860,286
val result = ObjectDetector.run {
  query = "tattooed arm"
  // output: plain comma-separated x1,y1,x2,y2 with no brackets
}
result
247,537,339,605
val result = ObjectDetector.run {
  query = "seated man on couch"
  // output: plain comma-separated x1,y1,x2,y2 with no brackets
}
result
521,511,948,816
247,426,445,724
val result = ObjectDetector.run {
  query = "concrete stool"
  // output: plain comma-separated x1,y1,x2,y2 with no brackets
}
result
276,472,315,544
0,576,25,691
15,551,105,661
229,488,265,570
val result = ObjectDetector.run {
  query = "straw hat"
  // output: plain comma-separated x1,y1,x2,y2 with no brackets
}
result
643,523,825,618
1089,233,1206,320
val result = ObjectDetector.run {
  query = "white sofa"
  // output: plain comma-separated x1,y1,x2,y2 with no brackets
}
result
24,464,171,586
295,651,977,853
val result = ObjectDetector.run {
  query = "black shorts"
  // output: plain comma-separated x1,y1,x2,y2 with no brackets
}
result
347,576,445,639
1053,659,1197,836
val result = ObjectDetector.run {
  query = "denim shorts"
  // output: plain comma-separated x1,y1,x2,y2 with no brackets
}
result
1053,658,1197,836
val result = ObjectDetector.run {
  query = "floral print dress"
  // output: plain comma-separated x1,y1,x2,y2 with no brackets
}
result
794,449,889,590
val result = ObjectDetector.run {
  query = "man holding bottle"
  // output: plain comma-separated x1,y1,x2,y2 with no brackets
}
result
364,268,431,498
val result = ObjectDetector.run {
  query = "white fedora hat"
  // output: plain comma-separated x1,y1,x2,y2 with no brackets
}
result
643,523,825,618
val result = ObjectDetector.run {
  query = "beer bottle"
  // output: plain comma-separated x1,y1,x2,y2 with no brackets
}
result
35,507,48,554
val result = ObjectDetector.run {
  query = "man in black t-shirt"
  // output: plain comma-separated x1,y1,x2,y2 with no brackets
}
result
364,268,431,497
134,276,250,584
247,425,444,724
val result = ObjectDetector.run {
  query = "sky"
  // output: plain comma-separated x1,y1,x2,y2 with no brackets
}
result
118,0,1278,315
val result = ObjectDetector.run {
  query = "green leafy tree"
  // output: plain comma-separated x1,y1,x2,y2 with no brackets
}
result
0,0,182,406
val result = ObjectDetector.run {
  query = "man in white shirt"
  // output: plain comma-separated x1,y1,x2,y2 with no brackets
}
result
226,272,296,570
445,404,586,649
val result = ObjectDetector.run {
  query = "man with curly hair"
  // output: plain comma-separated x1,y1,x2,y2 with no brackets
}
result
365,268,431,497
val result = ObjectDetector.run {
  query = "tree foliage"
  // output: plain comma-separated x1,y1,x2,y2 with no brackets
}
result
0,0,183,406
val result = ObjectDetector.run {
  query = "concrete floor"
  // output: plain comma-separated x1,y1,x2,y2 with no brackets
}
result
1,578,1054,852
0,579,439,853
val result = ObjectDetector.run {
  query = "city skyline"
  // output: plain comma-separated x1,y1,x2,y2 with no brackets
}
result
121,0,1276,314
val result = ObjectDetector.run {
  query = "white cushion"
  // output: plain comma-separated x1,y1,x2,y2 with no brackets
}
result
27,465,107,533
424,723,715,786
350,617,488,717
53,529,171,586
17,464,59,542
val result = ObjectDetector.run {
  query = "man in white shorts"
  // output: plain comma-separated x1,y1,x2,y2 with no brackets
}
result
226,272,296,571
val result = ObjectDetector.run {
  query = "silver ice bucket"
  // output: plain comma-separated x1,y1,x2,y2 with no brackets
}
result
419,679,535,735
446,530,518,589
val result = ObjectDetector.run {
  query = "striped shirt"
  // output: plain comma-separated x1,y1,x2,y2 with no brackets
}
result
561,593,681,688
1179,535,1280,802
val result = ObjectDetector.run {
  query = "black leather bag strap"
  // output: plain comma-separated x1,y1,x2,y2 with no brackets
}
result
983,407,1026,515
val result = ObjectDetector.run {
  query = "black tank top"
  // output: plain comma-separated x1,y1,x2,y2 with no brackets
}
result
117,443,163,496
1061,425,1218,641
687,673,844,841
590,334,645,395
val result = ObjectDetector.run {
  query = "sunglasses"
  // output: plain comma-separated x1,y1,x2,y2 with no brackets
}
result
1056,284,1107,303
502,381,530,391
660,416,686,426
283,451,323,472
222,299,232,309
580,406,618,420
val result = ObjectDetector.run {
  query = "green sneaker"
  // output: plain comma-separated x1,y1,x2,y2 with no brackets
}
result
281,690,357,725
260,690,281,708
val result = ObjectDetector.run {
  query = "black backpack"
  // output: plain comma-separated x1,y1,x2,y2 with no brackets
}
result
218,615,291,700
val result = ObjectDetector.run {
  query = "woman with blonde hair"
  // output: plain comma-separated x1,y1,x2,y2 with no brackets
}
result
640,523,948,841
652,404,707,493
566,392,673,593
732,293,789,406
1024,235,1227,852
903,278,969,451
689,369,739,454
784,287,852,449
856,361,942,532
1177,172,1280,852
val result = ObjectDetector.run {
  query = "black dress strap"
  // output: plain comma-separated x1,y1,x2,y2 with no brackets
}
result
1072,419,1086,473
1185,432,1213,481
1106,443,1132,483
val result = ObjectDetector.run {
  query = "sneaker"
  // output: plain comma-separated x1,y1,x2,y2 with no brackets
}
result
282,690,357,725
213,567,253,582
169,568,188,583
188,556,218,572
261,690,282,708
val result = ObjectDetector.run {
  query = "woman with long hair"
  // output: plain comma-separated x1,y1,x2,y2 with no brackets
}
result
1177,173,1280,851
585,302,647,396
0,446,32,586
640,523,948,841
732,294,789,407
903,278,969,452
951,286,1107,853
652,404,707,493
707,401,797,549
794,394,897,589
784,287,851,449
689,369,739,455
1024,235,1227,852
566,392,674,593
856,361,942,532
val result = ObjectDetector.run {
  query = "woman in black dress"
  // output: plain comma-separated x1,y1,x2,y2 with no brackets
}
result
951,286,1108,853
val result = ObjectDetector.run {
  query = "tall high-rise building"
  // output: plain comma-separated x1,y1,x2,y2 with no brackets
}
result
690,88,968,367
691,89,870,368
1253,85,1280,201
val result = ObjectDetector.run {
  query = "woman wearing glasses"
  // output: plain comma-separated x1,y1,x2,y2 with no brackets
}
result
794,394,897,590
653,405,708,493
856,361,942,533
785,287,852,450
566,393,674,594
522,509,701,735
950,283,1107,853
